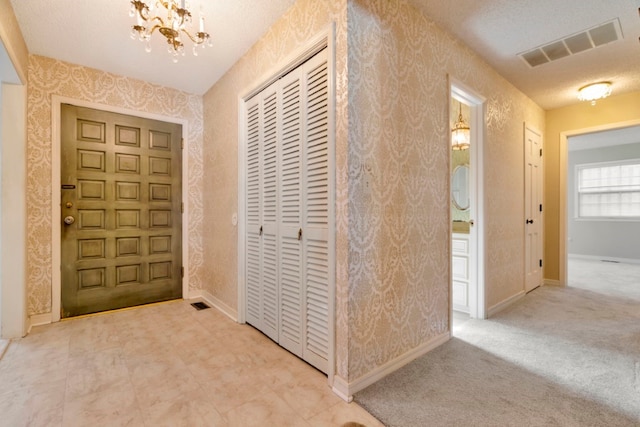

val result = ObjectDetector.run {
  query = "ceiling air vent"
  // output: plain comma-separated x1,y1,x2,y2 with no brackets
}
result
518,19,622,68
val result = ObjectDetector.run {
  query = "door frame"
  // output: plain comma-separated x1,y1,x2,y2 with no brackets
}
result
450,78,486,320
558,118,640,287
51,96,190,323
237,25,336,385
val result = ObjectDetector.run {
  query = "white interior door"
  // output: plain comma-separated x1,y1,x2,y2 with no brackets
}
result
524,125,543,292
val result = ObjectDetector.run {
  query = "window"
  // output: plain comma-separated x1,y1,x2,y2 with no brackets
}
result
576,159,640,219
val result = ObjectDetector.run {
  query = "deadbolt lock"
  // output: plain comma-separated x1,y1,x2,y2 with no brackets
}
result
65,202,73,208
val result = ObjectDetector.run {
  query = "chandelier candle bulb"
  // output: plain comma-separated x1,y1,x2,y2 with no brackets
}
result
199,16,204,32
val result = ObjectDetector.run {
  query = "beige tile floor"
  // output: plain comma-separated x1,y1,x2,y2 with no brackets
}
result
0,300,383,427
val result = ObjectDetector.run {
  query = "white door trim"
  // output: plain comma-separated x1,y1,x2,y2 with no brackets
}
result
1,83,28,339
237,24,336,385
450,78,486,320
558,118,640,287
51,96,191,323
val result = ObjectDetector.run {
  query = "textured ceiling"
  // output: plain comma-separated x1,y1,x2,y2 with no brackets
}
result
9,0,640,108
407,0,640,109
9,0,296,95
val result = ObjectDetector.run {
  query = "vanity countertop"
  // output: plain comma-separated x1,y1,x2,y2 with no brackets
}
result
452,221,470,234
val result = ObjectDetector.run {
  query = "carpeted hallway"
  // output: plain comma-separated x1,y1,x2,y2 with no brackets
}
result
355,260,640,426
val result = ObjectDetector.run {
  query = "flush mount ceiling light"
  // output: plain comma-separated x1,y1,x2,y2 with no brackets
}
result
578,81,612,105
451,104,470,151
130,0,212,63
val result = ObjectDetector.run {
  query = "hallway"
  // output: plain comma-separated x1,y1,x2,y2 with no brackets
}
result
355,269,640,426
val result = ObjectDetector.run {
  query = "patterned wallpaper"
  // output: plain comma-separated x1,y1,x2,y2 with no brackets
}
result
201,0,350,378
26,55,204,315
201,0,543,387
346,0,544,380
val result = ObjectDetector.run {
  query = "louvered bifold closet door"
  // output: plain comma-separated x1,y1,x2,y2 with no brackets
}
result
245,95,263,330
301,49,330,373
244,47,330,374
261,88,280,341
277,68,304,357
245,84,279,342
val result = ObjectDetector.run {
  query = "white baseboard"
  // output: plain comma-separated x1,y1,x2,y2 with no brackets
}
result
27,312,52,333
568,253,640,265
488,290,525,317
331,375,352,403
334,331,450,401
544,278,561,286
188,289,238,322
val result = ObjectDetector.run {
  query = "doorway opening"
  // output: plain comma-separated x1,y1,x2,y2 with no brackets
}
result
565,125,640,301
450,80,486,335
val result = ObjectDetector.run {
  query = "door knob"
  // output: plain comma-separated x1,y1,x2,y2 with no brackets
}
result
64,216,75,225
526,218,534,224
469,219,475,226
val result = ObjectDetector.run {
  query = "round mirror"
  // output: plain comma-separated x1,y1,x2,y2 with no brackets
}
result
452,165,470,211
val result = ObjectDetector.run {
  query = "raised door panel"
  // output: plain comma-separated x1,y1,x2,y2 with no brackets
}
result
452,234,470,313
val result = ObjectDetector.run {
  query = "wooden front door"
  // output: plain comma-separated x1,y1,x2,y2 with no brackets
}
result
60,104,182,317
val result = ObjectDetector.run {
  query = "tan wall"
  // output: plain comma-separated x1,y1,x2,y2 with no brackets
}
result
26,55,204,315
202,0,543,385
543,91,640,282
0,0,29,82
346,0,544,380
202,0,349,377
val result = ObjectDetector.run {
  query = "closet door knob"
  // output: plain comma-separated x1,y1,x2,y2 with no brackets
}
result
298,228,302,241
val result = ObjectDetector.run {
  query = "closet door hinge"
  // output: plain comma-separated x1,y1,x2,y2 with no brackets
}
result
539,148,542,157
181,138,184,149
539,204,542,212
539,259,543,267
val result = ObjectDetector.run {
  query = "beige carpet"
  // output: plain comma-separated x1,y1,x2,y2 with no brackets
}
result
355,260,640,426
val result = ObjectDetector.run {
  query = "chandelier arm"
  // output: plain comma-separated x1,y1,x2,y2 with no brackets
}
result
147,23,164,36
180,28,206,44
148,15,165,27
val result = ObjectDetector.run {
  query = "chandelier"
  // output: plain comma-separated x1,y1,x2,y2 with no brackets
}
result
130,0,212,62
451,103,470,151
